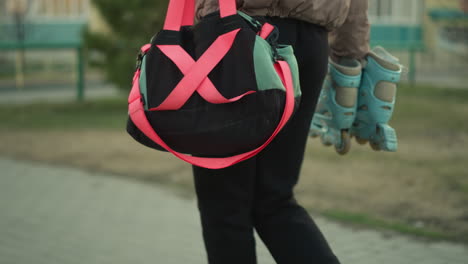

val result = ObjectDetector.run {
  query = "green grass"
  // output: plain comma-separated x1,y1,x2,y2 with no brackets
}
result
0,97,128,131
394,84,468,133
398,83,468,102
0,83,467,132
321,209,459,242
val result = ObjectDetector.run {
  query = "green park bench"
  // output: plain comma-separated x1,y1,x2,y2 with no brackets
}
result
370,24,425,83
428,8,468,21
0,22,86,101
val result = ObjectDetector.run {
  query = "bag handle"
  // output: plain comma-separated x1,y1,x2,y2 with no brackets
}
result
164,0,237,31
128,58,295,169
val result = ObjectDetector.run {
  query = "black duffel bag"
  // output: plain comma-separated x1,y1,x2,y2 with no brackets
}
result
127,0,301,169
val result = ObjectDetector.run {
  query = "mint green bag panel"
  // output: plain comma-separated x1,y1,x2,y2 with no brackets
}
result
253,36,301,98
139,56,149,110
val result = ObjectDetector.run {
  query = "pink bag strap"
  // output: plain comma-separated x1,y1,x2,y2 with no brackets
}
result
128,59,295,169
153,40,255,109
259,23,275,39
164,0,237,31
181,0,195,26
151,29,245,111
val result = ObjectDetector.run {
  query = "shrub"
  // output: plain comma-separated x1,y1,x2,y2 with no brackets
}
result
84,0,168,91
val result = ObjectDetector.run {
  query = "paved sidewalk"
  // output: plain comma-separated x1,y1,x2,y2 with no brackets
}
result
1,158,467,264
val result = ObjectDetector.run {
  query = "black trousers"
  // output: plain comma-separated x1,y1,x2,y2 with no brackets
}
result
193,17,340,264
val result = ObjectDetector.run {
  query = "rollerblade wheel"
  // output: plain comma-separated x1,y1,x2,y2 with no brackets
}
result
335,130,351,155
320,136,333,146
370,142,381,151
355,136,368,145
310,132,319,138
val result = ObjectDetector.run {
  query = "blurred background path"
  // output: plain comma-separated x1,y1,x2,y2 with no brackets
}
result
1,157,467,264
0,80,119,105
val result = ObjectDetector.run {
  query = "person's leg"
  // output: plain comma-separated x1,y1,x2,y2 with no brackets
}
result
193,159,257,264
253,18,341,264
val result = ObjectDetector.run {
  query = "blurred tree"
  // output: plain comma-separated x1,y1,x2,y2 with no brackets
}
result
84,0,168,91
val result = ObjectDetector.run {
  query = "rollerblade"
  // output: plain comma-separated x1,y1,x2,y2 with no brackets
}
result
351,46,402,152
310,59,362,155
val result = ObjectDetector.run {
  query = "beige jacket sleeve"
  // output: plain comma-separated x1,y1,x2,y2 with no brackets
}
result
329,0,370,60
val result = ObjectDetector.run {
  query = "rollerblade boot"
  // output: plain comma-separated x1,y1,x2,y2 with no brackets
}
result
351,46,402,152
310,59,362,155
